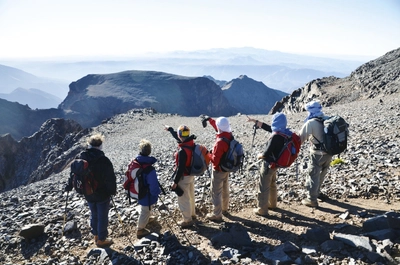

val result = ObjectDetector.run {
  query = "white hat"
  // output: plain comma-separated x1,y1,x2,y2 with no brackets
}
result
216,117,231,133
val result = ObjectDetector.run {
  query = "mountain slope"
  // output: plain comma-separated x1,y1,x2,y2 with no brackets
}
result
0,98,64,140
59,70,238,128
221,75,287,114
270,47,400,114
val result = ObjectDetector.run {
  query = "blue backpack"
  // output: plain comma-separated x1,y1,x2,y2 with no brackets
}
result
219,137,244,172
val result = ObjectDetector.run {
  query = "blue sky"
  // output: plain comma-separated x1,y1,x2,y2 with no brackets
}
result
0,0,399,60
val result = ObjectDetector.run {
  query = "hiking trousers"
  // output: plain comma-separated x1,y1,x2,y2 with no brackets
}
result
258,161,277,213
87,197,111,241
306,152,332,202
177,175,195,222
210,170,230,217
137,204,155,230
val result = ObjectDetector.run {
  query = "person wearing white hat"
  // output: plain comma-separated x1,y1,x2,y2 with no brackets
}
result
200,115,233,222
299,100,332,207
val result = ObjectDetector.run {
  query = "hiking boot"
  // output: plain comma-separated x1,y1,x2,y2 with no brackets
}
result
178,220,194,228
317,193,329,201
96,238,114,248
222,210,229,216
191,215,197,220
253,208,268,217
302,198,318,207
206,214,223,223
137,228,151,239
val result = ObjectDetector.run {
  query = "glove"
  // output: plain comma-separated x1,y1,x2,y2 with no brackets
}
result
65,184,73,192
199,115,210,128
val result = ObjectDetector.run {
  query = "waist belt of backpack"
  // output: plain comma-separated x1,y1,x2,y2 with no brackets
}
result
313,143,325,151
312,136,326,151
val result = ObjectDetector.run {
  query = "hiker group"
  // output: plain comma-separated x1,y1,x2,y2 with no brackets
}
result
64,100,349,248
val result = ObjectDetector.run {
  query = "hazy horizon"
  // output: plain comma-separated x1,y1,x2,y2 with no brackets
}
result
0,0,399,60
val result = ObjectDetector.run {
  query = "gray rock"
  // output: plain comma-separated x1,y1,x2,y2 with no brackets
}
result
304,227,330,243
333,233,373,252
19,223,45,240
320,240,345,253
211,223,252,247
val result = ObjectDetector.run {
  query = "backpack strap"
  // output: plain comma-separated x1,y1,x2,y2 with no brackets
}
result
270,132,290,162
181,145,195,175
311,118,326,151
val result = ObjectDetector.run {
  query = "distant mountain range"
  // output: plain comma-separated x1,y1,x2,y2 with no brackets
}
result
0,71,286,140
0,47,397,141
0,88,62,109
0,47,364,98
0,64,69,103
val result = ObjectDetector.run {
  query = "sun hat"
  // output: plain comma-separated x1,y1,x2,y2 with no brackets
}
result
216,117,231,133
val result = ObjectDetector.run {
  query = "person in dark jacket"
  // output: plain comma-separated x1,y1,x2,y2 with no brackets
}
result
201,116,233,223
65,133,116,248
164,125,197,228
248,113,293,216
127,139,161,238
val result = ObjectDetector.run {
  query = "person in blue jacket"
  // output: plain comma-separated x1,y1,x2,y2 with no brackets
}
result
133,139,161,238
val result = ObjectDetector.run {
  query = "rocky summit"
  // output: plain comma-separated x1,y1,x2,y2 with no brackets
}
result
270,47,400,114
0,91,399,264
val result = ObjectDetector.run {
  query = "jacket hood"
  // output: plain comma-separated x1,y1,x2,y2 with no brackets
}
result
135,155,157,165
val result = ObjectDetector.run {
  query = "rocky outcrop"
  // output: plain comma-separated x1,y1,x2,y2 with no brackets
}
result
0,118,85,192
59,70,238,128
270,47,400,114
221,75,287,114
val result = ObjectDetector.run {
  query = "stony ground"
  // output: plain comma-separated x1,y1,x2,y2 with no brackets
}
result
1,93,399,264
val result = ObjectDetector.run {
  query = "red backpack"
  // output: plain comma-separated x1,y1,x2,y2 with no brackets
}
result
270,132,301,169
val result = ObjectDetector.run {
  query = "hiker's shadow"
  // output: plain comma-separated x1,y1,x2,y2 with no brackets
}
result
321,198,390,217
223,212,301,246
20,234,49,259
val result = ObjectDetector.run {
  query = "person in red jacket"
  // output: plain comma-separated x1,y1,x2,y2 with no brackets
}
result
164,124,197,228
201,115,233,222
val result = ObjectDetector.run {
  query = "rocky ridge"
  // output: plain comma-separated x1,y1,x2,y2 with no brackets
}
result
0,118,85,192
270,47,400,114
0,93,399,264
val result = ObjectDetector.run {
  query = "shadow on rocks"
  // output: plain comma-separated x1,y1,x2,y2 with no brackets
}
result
322,199,390,218
21,234,49,259
224,212,300,244
87,247,141,265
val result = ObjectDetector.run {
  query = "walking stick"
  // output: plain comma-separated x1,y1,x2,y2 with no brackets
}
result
111,196,145,265
62,191,69,237
251,124,258,147
157,181,193,246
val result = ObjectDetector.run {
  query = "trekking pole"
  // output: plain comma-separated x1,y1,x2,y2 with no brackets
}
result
62,191,69,237
251,124,257,148
156,194,193,246
110,196,145,265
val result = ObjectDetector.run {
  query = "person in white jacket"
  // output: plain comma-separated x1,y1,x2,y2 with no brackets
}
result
298,101,333,207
